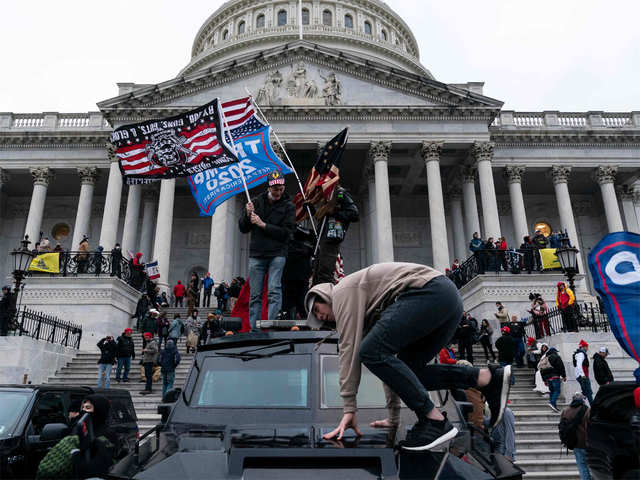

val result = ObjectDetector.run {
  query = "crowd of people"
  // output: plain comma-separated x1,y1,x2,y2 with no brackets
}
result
171,275,244,314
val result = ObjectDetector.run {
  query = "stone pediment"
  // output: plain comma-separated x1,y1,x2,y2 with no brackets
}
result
98,41,502,122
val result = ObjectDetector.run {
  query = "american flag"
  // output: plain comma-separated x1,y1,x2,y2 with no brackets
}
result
333,254,345,283
113,97,262,179
295,128,349,222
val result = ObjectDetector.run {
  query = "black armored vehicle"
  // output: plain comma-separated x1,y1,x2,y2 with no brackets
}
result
111,331,523,479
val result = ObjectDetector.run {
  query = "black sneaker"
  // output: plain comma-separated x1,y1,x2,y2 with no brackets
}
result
401,418,458,451
480,365,512,429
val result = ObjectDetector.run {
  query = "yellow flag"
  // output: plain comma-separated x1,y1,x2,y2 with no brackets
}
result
540,248,561,270
29,253,60,273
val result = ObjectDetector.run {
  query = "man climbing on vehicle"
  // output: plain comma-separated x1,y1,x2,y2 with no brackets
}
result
306,262,512,451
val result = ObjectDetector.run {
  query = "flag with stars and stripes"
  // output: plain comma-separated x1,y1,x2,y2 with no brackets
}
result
295,127,349,222
111,98,239,180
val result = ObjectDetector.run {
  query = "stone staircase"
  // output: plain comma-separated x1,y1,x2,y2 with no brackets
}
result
45,332,194,432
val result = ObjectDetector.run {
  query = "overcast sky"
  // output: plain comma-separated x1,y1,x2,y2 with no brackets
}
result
1,0,639,113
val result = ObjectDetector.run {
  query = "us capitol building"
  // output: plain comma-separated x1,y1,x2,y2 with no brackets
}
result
1,0,639,339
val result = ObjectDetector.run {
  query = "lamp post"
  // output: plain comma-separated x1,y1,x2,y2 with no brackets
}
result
554,235,579,291
10,235,35,296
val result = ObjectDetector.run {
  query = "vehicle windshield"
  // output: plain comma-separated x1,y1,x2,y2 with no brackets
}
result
194,354,310,408
321,355,387,408
0,391,31,439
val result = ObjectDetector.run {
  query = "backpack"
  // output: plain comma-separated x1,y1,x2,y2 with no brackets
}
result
558,405,587,450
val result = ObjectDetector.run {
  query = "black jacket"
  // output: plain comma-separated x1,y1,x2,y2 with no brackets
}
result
540,348,566,382
199,319,225,343
239,191,296,258
116,335,135,359
592,353,614,385
97,338,117,364
495,334,515,364
331,187,359,231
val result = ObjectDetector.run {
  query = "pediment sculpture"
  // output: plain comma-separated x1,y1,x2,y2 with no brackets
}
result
255,62,342,107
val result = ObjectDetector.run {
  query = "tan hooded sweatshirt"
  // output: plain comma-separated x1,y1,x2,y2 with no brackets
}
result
306,262,442,419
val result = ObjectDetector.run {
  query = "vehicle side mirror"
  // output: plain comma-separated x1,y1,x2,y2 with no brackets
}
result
162,388,181,404
40,423,70,441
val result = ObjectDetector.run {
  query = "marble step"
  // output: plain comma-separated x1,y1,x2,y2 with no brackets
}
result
523,471,580,480
515,458,579,472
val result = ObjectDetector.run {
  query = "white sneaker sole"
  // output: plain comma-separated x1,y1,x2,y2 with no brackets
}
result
402,426,459,451
491,365,512,428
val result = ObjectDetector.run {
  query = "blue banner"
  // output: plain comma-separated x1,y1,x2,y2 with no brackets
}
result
588,232,640,382
188,125,292,216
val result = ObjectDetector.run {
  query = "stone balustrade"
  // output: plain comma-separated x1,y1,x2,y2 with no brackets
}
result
0,112,110,130
492,110,638,128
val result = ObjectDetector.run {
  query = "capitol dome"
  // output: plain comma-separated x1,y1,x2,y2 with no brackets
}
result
180,0,432,78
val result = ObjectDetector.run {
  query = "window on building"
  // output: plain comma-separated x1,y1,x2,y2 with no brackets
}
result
302,8,310,25
364,21,372,35
222,29,229,40
344,14,353,29
237,21,245,34
322,9,332,26
277,10,287,26
381,29,387,41
256,14,265,28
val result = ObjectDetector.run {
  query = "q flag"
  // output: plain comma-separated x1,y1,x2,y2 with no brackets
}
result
588,232,640,382
111,98,238,180
188,125,292,216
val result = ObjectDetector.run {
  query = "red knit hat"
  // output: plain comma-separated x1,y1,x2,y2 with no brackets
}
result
501,326,510,333
143,332,152,339
527,336,536,345
579,339,589,348
124,328,133,335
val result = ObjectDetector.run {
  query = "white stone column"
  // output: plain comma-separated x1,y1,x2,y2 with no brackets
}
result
209,200,236,283
551,166,585,273
25,168,53,245
504,165,529,245
120,185,142,254
370,141,394,263
449,188,467,262
71,168,99,250
366,169,378,264
461,166,481,242
421,141,449,272
138,188,157,260
99,160,123,250
152,179,176,292
473,142,501,239
595,166,624,233
618,186,640,234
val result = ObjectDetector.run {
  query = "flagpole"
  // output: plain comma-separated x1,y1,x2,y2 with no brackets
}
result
298,0,303,40
246,90,318,236
219,100,251,203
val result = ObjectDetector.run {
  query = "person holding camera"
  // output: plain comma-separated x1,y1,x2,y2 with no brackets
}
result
312,185,359,286
96,336,116,388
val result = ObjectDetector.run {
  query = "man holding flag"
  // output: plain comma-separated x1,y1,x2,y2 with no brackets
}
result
239,171,296,331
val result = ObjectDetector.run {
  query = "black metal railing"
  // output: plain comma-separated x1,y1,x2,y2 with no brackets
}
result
523,302,609,339
13,307,82,349
29,251,148,291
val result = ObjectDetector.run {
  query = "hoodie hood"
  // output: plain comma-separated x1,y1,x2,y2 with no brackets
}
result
548,346,558,354
164,339,177,353
305,283,334,329
135,252,142,258
84,394,110,428
557,281,566,289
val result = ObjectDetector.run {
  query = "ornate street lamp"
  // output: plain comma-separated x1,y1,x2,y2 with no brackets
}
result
555,235,579,291
10,235,34,292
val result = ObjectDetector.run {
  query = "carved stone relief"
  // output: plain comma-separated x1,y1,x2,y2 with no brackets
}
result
256,62,342,106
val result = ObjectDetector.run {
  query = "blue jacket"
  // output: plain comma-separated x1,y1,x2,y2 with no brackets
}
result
203,277,214,290
469,238,484,252
159,340,181,373
168,317,183,339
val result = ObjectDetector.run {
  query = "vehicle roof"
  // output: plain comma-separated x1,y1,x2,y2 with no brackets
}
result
199,330,337,351
0,384,133,397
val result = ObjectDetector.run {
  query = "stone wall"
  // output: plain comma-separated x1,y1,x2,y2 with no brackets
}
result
21,277,140,351
0,335,77,385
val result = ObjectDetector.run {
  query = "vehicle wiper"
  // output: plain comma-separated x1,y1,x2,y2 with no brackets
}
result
214,341,294,362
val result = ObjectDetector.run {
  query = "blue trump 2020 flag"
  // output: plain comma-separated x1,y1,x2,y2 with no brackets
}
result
588,231,640,383
188,125,292,216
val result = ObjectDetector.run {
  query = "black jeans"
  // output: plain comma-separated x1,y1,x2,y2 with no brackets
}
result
480,336,496,361
359,276,479,417
203,289,212,307
143,362,153,392
458,340,474,364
